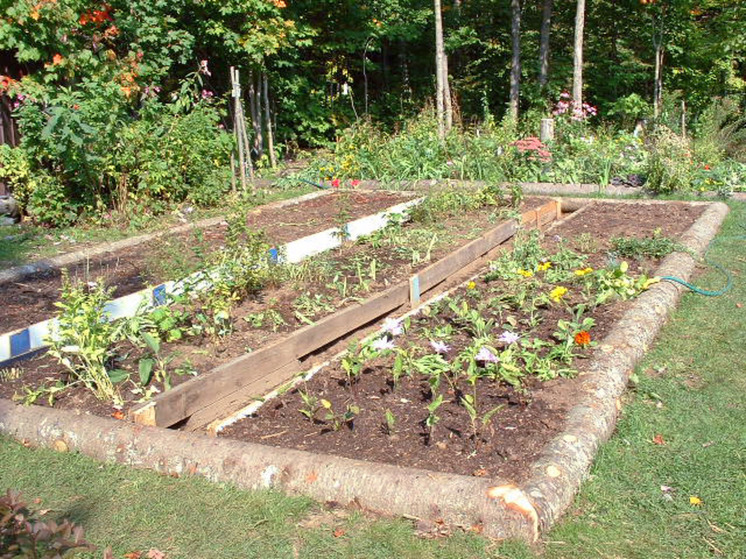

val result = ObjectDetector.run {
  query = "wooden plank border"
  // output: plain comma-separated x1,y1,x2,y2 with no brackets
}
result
131,199,559,429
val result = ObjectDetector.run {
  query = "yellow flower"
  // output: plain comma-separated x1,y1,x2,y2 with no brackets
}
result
549,286,568,302
689,495,703,506
517,269,534,278
537,262,552,272
467,281,477,290
574,267,594,277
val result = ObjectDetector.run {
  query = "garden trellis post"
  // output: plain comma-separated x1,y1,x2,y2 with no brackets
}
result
231,67,255,193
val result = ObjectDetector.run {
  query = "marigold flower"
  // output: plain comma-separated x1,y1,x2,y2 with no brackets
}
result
574,267,594,277
466,281,477,290
537,261,552,272
52,53,64,65
518,269,534,278
574,331,591,346
549,286,568,302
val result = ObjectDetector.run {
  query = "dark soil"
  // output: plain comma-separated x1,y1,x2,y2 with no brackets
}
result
0,191,413,334
218,200,705,482
0,197,551,417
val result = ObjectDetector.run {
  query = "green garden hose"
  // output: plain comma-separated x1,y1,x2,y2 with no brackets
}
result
660,230,746,297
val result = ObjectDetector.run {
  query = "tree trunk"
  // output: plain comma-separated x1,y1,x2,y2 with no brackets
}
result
653,43,663,119
249,72,263,159
509,0,521,121
444,54,453,132
538,0,553,88
434,0,446,139
572,0,586,108
262,71,277,168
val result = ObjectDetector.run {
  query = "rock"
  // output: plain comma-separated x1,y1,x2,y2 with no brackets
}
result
0,195,20,222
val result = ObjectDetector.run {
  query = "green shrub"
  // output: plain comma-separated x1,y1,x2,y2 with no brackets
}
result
645,126,695,193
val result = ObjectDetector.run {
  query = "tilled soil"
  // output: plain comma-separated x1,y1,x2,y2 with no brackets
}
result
218,200,705,482
0,191,414,333
0,197,552,417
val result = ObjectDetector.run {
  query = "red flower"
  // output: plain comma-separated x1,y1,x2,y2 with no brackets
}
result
331,178,340,188
704,165,711,170
574,331,591,346
52,53,64,65
350,179,360,187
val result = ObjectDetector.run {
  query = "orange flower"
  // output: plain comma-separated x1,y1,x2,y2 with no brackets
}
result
271,0,286,7
574,331,591,346
52,53,64,65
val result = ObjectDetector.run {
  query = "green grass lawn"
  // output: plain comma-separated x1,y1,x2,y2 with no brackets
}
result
1,201,744,559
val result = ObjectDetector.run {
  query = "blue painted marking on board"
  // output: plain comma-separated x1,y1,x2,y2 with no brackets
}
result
10,329,31,357
269,248,279,262
153,284,167,306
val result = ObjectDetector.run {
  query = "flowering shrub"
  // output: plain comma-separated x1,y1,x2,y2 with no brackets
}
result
553,92,598,121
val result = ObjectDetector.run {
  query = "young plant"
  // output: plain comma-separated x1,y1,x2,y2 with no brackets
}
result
425,393,444,442
320,399,360,431
460,393,504,452
47,274,120,403
383,409,397,435
298,389,321,422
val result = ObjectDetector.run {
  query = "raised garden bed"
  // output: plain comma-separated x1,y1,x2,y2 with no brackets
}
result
0,197,727,542
0,189,413,335
0,191,554,426
215,199,705,484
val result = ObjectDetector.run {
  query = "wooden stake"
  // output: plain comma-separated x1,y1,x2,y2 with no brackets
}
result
263,71,277,169
231,67,247,193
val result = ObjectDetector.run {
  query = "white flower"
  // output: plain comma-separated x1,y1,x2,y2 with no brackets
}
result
381,318,403,336
371,338,396,352
498,331,520,345
475,346,499,364
430,340,451,354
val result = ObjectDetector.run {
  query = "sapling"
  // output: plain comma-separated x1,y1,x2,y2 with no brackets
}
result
460,392,505,452
425,394,444,443
383,409,397,435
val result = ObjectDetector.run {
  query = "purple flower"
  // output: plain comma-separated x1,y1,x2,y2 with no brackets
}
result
475,346,499,364
430,340,451,354
381,318,403,336
498,331,520,345
371,338,396,352
201,89,214,99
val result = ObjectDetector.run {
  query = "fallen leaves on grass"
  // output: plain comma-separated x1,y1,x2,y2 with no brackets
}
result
111,410,125,420
690,495,703,506
652,434,666,445
333,528,346,538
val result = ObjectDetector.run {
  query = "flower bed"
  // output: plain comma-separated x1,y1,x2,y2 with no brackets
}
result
1,188,552,422
217,200,706,481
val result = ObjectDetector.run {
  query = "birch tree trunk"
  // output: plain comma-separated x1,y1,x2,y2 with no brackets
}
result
509,0,521,121
538,0,553,88
262,71,277,168
434,0,446,139
653,43,663,119
572,0,586,108
444,54,453,131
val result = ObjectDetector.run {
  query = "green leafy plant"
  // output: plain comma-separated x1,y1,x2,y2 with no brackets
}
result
611,231,680,260
46,274,120,403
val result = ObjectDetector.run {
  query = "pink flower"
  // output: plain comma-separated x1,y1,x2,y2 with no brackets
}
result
350,179,361,187
331,178,340,188
201,89,214,99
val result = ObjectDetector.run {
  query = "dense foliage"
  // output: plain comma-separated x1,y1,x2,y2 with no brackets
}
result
0,0,744,224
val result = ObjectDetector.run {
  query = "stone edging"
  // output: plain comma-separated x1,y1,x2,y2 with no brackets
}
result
0,200,729,542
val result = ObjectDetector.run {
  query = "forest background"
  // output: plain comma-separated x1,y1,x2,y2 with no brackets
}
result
0,0,744,226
